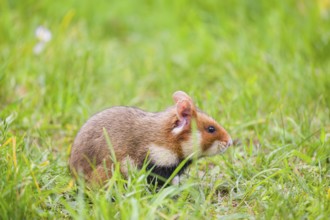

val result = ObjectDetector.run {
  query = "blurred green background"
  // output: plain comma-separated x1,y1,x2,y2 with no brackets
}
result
0,0,329,219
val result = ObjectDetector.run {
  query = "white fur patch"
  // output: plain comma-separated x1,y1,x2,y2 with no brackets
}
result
148,144,179,166
181,132,201,157
202,141,227,156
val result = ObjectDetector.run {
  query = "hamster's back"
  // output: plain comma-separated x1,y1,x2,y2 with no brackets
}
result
69,106,149,177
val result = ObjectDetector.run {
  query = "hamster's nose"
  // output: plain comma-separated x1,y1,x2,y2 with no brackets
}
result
226,138,233,148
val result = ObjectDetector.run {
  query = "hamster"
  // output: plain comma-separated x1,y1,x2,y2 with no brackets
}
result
69,91,232,185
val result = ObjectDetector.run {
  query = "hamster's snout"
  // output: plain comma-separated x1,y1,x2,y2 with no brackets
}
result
226,138,233,148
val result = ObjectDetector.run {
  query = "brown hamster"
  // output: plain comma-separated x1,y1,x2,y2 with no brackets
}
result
69,91,232,185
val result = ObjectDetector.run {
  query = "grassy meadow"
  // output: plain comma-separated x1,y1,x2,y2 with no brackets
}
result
1,0,330,219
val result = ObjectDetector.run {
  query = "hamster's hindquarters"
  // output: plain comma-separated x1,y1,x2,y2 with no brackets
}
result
69,125,114,185
69,145,114,185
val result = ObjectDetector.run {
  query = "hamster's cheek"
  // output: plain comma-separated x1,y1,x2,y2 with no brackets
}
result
180,132,202,157
202,140,228,156
202,141,219,156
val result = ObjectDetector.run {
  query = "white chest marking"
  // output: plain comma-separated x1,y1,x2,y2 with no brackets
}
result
181,132,202,157
148,144,179,166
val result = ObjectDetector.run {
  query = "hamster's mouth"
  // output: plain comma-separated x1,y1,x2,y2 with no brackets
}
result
202,140,230,156
218,141,229,153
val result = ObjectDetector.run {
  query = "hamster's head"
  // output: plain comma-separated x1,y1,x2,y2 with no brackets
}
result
171,91,232,158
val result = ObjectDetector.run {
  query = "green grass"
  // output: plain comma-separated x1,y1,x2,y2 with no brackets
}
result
1,0,330,219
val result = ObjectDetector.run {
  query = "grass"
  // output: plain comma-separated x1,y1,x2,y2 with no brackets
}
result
1,0,330,219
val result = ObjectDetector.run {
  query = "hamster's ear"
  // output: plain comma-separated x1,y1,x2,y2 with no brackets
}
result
175,99,192,120
172,91,192,104
172,91,194,132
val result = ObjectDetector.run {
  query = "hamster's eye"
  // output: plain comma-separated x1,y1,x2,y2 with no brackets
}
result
207,126,216,133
